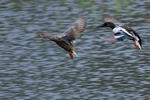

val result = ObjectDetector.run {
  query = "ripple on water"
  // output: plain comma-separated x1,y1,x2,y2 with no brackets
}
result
0,0,150,100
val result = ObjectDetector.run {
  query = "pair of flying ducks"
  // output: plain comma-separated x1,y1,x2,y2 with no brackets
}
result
35,15,142,59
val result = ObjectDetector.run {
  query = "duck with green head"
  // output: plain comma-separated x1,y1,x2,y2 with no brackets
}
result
97,15,142,49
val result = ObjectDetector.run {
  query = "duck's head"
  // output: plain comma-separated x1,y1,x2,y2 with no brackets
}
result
34,33,49,38
97,22,116,29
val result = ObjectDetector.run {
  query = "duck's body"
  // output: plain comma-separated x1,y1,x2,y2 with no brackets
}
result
97,15,142,49
35,17,86,59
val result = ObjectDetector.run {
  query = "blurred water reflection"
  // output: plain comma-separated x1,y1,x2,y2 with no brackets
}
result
0,0,150,99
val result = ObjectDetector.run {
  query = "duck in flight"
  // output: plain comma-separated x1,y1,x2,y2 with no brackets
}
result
35,17,86,59
97,15,142,49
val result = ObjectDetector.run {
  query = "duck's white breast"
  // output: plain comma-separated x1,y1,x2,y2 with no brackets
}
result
112,26,123,33
113,26,133,37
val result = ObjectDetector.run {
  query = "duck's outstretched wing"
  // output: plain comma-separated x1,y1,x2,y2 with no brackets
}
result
121,26,139,37
103,14,123,26
121,26,142,49
58,16,86,42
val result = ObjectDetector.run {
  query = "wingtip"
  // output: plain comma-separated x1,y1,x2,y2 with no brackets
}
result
72,50,78,57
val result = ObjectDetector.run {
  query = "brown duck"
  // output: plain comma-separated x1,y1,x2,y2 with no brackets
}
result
35,17,86,59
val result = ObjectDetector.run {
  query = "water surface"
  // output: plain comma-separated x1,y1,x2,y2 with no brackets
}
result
0,0,150,99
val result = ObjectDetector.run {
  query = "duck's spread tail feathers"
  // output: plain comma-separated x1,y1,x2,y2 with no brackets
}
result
134,40,142,50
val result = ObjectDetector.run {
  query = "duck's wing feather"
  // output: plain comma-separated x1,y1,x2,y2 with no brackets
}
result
121,26,142,48
120,26,140,39
121,26,137,36
103,14,124,26
58,16,86,42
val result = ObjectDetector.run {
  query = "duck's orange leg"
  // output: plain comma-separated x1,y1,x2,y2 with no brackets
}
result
134,40,139,49
69,51,73,59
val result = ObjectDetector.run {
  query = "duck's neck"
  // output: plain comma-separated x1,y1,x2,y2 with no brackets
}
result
35,33,57,41
109,23,116,29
